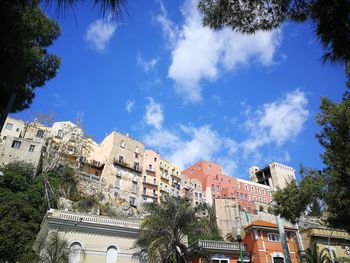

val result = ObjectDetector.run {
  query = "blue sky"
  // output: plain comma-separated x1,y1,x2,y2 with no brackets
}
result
15,0,347,180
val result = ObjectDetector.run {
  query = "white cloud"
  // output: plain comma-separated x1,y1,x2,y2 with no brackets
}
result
144,97,164,130
242,89,309,153
137,53,159,72
125,100,135,113
85,18,117,53
155,0,179,45
157,0,282,103
141,90,308,176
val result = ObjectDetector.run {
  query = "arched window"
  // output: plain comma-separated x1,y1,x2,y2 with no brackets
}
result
69,242,82,263
106,246,118,263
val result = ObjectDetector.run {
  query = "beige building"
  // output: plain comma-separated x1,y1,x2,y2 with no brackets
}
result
299,227,350,261
250,162,296,190
181,176,206,206
85,131,145,207
0,117,48,173
34,209,141,263
142,150,184,204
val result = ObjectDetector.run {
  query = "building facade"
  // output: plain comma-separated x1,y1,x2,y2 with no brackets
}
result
243,220,298,263
182,161,272,211
249,163,296,191
34,209,141,263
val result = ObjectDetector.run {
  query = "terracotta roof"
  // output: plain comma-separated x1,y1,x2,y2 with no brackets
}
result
244,220,296,231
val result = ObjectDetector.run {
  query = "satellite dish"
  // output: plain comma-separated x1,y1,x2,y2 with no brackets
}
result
231,227,246,241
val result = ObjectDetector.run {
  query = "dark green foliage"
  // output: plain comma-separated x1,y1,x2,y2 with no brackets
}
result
188,203,222,244
273,168,324,223
299,243,331,263
198,0,350,65
0,0,61,114
38,231,69,263
0,162,48,263
273,89,350,232
317,89,350,231
135,196,218,263
48,166,80,201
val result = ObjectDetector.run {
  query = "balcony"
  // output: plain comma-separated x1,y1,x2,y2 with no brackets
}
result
79,170,101,182
191,240,246,253
171,171,181,179
113,158,142,173
161,173,169,180
57,211,141,229
146,166,156,173
160,185,169,193
142,178,158,187
142,192,158,199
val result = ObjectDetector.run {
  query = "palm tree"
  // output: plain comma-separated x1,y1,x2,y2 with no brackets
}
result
38,231,69,263
134,196,213,263
41,0,127,18
299,243,331,263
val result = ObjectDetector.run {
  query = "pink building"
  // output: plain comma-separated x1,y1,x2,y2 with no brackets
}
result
182,161,272,213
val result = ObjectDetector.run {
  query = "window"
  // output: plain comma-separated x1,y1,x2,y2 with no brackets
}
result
143,187,146,195
245,194,248,199
119,156,124,164
11,140,21,149
153,189,157,197
245,185,248,191
253,196,257,201
268,190,271,196
132,182,137,193
134,162,140,170
208,165,212,171
251,186,255,192
57,129,63,138
153,178,157,185
143,175,146,182
70,132,76,141
237,183,241,189
5,123,13,130
69,242,82,263
115,177,121,189
211,184,215,191
2,136,6,141
148,164,153,170
29,145,35,152
120,140,125,148
262,189,265,195
264,198,267,203
268,233,281,242
257,187,261,194
154,157,157,162
16,128,20,132
36,130,44,138
217,185,220,192
135,153,139,159
240,193,244,199
129,196,136,206
105,246,118,263
259,197,262,202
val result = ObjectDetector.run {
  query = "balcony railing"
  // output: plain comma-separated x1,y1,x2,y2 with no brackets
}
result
193,240,246,252
58,211,140,229
161,173,169,180
146,167,156,173
79,171,101,182
143,179,158,186
113,158,142,173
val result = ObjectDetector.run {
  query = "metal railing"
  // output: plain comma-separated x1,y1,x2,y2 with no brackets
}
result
196,240,246,251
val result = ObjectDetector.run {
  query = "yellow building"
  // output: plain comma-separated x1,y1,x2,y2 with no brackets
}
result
299,227,350,261
34,209,141,263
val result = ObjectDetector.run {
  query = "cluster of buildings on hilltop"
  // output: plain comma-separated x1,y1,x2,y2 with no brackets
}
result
1,116,350,263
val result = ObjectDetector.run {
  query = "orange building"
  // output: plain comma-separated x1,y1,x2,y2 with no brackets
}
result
187,240,250,263
243,220,298,263
182,161,272,212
